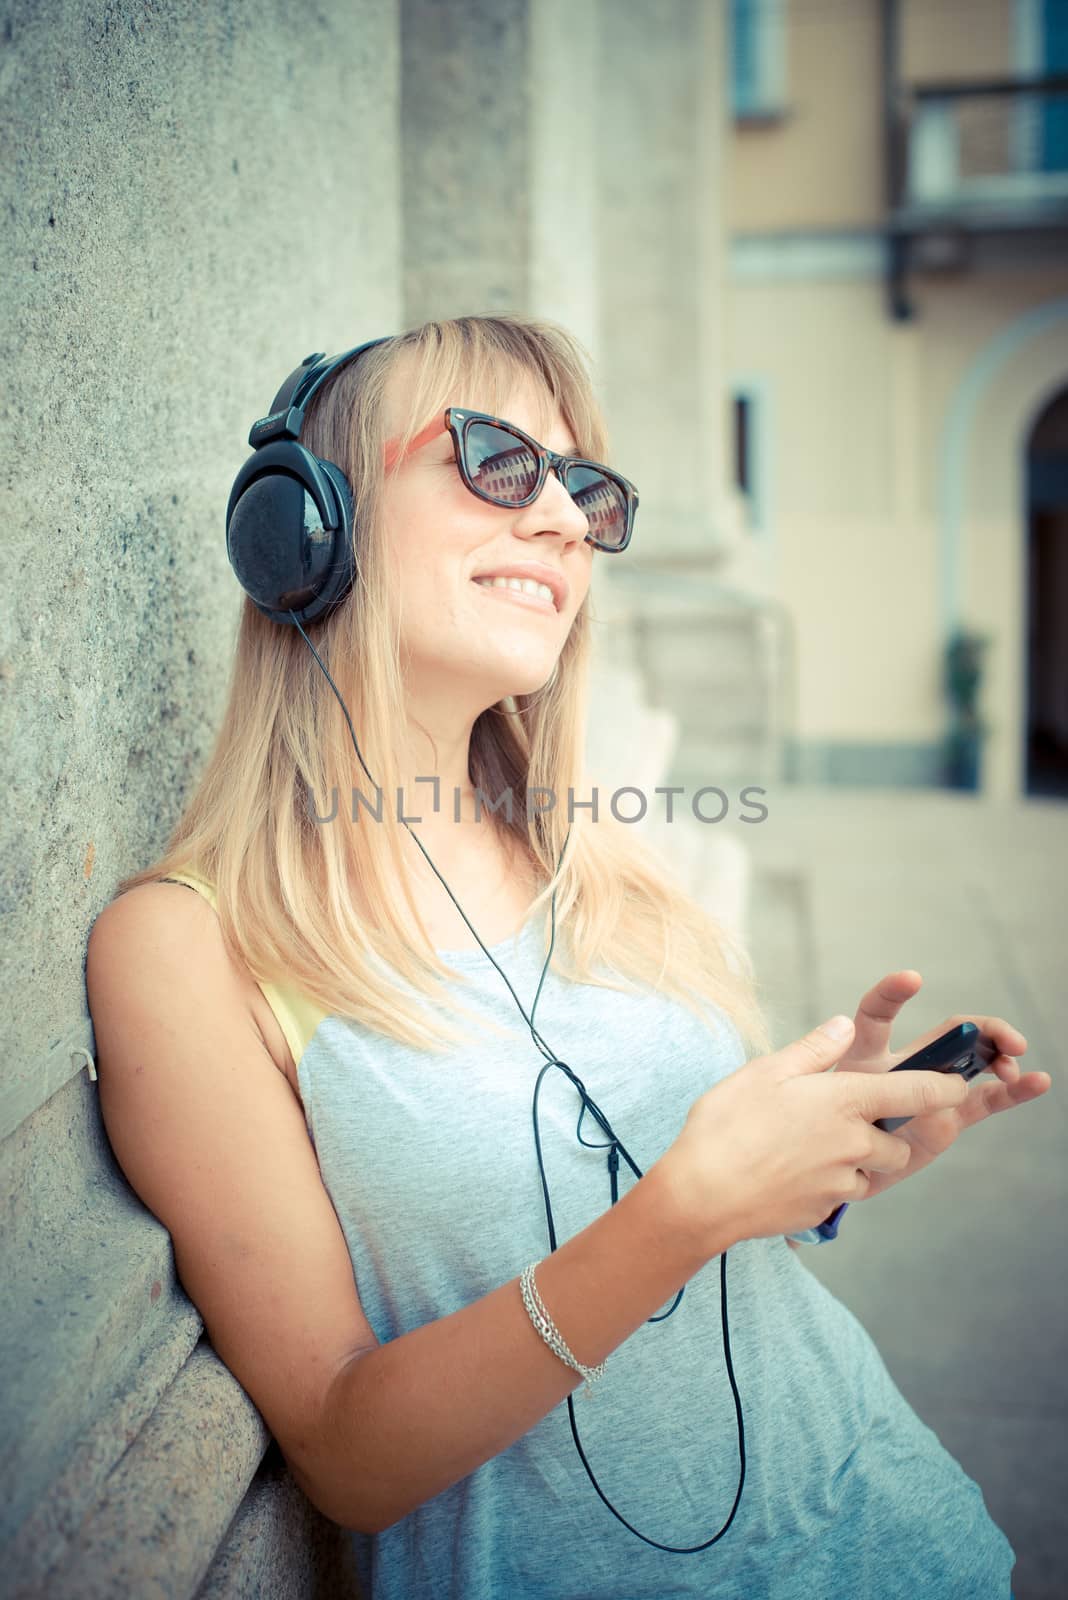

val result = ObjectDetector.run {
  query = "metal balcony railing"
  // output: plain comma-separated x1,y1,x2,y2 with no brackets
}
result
879,1,1068,319
898,75,1068,226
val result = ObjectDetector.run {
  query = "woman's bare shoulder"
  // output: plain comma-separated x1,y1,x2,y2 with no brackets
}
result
88,881,296,1085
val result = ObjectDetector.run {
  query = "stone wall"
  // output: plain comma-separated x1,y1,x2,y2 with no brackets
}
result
1,3,739,1592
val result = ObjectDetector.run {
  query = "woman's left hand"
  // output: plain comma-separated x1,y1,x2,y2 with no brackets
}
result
834,970,1051,1197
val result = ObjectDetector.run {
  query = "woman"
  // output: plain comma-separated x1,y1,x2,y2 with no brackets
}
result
86,315,1045,1599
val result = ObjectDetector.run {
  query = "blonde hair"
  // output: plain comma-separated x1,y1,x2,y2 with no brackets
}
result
117,314,771,1056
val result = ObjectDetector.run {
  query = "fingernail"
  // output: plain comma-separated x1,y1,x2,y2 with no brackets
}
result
820,1015,853,1040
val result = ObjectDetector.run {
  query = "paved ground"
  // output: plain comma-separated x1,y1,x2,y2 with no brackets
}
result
737,784,1067,1600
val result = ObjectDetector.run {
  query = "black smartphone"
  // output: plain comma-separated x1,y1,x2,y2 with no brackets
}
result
874,1022,999,1132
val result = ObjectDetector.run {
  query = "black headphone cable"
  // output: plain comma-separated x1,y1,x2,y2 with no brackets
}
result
290,610,747,1554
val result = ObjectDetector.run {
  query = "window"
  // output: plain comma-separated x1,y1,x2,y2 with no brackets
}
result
1015,0,1068,175
733,394,753,498
730,0,788,120
731,384,769,534
1040,0,1068,171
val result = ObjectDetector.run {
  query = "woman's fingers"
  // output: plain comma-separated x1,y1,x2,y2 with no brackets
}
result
885,1012,1029,1072
932,1012,1029,1059
847,970,924,1064
966,1069,1050,1122
865,1127,914,1173
863,1064,1051,1188
849,1066,970,1124
985,1017,1029,1058
990,1052,1021,1086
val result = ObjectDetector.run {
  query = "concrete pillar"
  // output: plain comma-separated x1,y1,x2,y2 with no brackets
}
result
595,0,732,566
400,0,600,356
1,2,401,1591
401,0,732,572
401,0,533,321
527,0,601,360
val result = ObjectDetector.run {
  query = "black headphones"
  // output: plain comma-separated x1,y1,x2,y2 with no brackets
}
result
225,337,392,627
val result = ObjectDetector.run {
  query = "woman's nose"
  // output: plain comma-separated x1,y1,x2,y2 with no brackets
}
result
519,464,590,541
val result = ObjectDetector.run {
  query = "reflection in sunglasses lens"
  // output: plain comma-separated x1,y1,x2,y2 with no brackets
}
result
564,465,628,550
463,421,628,549
465,424,540,503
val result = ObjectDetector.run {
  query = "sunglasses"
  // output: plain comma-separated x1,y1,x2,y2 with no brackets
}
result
383,408,638,553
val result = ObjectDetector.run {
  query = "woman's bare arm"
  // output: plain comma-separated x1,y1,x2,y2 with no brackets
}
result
318,1155,733,1534
87,881,737,1539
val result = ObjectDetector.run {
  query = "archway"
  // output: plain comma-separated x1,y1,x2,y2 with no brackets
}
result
937,297,1068,799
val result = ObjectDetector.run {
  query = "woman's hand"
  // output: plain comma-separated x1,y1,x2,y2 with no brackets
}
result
657,1015,974,1251
833,970,1051,1197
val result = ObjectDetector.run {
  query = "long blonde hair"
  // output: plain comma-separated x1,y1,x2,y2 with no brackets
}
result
117,314,771,1056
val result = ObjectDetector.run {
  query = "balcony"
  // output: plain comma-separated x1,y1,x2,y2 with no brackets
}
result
884,70,1068,317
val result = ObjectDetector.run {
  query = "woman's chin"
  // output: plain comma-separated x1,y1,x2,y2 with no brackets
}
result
474,662,557,702
404,655,556,703
503,676,555,701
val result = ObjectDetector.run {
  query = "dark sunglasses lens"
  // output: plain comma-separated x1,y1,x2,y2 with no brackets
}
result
564,465,630,549
463,422,541,503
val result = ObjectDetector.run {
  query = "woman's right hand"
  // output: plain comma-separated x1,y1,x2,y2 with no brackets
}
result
656,1015,971,1250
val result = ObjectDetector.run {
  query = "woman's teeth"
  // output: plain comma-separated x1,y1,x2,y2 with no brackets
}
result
473,575,555,606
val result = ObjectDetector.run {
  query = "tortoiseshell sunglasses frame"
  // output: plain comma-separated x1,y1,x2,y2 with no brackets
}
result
384,407,638,553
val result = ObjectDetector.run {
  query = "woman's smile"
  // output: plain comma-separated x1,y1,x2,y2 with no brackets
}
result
471,575,558,615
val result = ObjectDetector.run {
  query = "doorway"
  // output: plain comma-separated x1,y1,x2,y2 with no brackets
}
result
1026,385,1068,797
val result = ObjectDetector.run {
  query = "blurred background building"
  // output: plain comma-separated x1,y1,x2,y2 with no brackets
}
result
710,0,1068,801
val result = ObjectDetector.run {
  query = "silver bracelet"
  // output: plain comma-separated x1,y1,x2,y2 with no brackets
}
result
519,1261,608,1399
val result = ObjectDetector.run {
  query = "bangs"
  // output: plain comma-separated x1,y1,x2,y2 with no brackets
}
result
382,316,610,475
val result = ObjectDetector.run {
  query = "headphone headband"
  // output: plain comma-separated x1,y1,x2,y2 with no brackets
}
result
247,337,393,449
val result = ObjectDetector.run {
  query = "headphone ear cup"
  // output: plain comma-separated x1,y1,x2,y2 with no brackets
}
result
226,442,356,627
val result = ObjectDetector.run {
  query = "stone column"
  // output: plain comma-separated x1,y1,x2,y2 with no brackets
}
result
401,0,732,570
401,0,533,322
595,0,732,567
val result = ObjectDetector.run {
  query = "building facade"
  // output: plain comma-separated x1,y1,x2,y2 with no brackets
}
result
723,0,1068,798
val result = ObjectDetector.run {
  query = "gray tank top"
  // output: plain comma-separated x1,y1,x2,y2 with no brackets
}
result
162,871,1014,1599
